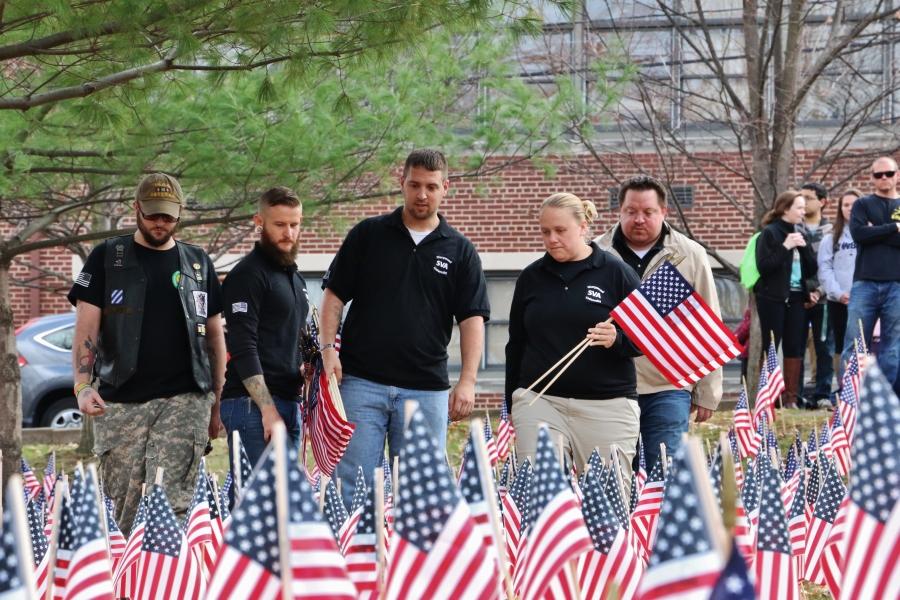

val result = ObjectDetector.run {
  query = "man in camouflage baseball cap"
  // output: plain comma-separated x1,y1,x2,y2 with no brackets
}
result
135,172,183,219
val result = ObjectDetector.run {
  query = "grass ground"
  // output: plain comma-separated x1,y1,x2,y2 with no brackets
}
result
23,406,833,599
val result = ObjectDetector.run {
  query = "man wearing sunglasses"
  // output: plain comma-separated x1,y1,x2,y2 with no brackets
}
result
842,156,900,396
68,172,226,534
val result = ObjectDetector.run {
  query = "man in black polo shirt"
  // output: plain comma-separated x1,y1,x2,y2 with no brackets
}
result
320,149,490,506
221,186,309,467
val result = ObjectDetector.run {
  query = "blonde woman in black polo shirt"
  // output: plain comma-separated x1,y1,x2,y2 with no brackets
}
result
506,192,643,474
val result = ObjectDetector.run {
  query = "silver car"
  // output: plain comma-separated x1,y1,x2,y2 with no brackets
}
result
17,313,80,429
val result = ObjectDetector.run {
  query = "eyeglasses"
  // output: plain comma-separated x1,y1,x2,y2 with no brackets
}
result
138,207,179,224
872,170,896,179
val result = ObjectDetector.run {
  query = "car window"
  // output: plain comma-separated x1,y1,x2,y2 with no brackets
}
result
39,326,74,351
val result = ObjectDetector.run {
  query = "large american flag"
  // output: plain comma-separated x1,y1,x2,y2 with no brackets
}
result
303,364,355,478
578,467,642,600
754,462,799,600
514,426,592,600
610,261,741,388
283,445,357,600
383,407,500,599
637,446,724,599
838,363,900,600
135,484,202,600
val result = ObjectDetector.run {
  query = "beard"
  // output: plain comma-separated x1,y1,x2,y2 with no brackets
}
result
137,219,175,247
258,227,300,267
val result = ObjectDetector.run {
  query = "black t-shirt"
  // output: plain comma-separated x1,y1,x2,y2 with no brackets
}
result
67,239,223,403
324,207,490,390
505,243,642,407
222,244,309,401
612,223,669,277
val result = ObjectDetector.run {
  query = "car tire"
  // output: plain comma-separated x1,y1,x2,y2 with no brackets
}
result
39,397,83,429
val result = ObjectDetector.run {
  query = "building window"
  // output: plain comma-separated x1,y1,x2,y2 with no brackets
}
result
447,274,516,371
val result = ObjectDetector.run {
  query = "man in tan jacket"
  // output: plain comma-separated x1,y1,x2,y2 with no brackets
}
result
596,175,723,468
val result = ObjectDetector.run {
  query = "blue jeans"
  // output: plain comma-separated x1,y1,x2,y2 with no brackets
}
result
221,395,302,472
638,390,691,470
336,375,449,509
842,280,900,396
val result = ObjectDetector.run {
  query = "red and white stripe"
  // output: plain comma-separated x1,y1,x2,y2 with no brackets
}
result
338,507,363,556
630,479,664,563
734,405,758,460
108,529,127,573
577,527,642,600
611,288,741,388
514,493,592,600
307,371,355,477
830,422,851,478
205,546,281,599
52,548,72,600
344,527,377,598
62,537,114,600
500,492,522,571
755,548,799,600
288,521,357,599
838,501,900,599
637,548,722,599
820,497,849,599
34,552,51,599
495,419,515,464
113,521,145,599
384,501,500,599
23,466,42,500
135,536,202,600
734,497,756,568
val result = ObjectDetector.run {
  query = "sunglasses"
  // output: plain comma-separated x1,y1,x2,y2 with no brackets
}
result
138,207,179,224
872,170,896,179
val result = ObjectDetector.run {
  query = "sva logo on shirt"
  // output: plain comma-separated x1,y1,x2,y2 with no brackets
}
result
434,255,452,275
585,285,605,304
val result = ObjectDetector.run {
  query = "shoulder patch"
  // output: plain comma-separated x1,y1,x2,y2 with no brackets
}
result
74,272,92,287
231,301,248,314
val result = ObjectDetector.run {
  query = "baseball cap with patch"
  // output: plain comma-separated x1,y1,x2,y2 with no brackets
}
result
136,173,183,219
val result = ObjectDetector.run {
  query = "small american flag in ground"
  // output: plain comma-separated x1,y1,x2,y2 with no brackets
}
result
839,363,900,600
103,496,126,571
515,426,592,600
206,445,282,599
457,438,498,554
483,418,499,467
43,452,57,502
323,479,349,540
344,485,378,598
829,407,851,477
495,402,515,463
630,458,665,564
733,386,758,460
837,358,859,445
637,446,724,599
64,468,114,600
383,406,500,599
27,495,51,598
502,460,532,573
21,458,42,500
786,469,807,575
53,491,77,600
578,468,642,600
803,457,845,585
0,499,28,599
754,342,783,426
754,462,799,600
709,539,755,600
113,497,146,599
611,261,741,388
184,460,213,580
135,484,202,600
284,445,357,600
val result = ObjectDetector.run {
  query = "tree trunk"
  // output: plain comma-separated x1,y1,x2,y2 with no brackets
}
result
747,293,763,400
0,260,22,488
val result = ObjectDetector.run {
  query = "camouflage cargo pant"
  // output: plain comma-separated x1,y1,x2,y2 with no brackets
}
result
93,391,212,535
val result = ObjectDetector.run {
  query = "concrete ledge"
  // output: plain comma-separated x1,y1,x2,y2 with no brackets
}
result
23,427,82,445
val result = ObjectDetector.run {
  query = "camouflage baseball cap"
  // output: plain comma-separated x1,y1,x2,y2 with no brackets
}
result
135,173,183,218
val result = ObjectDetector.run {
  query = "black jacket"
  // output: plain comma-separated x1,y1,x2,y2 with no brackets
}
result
849,193,900,282
754,219,817,302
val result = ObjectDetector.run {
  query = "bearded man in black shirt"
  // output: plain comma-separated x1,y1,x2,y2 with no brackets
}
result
69,173,225,533
221,186,309,468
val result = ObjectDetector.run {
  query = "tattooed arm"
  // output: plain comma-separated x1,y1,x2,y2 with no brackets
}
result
206,314,227,438
72,300,107,416
241,374,282,441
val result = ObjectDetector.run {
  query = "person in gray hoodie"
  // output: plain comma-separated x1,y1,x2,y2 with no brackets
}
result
817,189,861,380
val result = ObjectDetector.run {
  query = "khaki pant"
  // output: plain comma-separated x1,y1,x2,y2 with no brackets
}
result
511,388,641,479
93,391,212,535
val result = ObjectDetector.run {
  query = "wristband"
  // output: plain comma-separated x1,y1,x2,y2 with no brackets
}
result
74,382,92,397
321,343,336,351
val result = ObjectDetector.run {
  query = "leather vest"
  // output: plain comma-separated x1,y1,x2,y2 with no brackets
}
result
97,235,212,392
